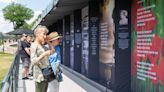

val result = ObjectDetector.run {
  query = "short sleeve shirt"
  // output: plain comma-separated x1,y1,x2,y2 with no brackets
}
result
21,41,30,58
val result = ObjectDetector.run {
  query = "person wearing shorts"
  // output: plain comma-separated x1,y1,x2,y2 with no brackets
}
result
21,35,31,79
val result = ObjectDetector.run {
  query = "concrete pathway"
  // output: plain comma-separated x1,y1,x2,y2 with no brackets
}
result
17,63,111,92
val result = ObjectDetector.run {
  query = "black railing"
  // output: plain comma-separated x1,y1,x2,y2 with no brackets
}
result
1,54,20,92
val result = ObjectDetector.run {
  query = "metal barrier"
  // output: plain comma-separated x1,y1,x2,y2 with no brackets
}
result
1,54,20,92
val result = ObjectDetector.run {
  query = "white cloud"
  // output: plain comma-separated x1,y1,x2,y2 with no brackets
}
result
0,0,16,3
0,12,14,33
26,11,42,24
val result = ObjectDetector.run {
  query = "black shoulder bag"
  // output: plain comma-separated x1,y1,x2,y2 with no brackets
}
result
41,66,55,82
36,46,55,82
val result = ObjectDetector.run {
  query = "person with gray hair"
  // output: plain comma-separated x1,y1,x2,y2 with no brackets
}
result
30,25,54,92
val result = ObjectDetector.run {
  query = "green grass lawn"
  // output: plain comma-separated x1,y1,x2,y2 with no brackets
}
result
0,52,14,91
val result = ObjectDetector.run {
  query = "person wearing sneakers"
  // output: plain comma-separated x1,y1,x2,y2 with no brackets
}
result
20,34,31,80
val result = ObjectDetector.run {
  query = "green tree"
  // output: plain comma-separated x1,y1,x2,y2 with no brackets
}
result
21,23,33,30
3,3,34,29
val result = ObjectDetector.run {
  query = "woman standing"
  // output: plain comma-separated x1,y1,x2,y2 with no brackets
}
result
30,25,53,92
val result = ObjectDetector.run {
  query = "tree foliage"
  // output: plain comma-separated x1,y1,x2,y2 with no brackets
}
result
3,3,34,29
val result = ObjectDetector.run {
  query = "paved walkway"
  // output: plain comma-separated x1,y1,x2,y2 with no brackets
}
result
17,63,110,92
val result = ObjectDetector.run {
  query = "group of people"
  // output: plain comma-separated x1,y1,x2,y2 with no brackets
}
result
18,25,62,92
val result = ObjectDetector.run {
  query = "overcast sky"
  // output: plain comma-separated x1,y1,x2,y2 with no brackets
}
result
0,0,51,33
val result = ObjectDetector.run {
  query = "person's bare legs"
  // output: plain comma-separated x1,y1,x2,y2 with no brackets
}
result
22,58,30,79
22,68,26,78
22,67,29,79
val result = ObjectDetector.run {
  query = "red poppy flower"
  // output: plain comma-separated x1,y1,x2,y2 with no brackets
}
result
148,35,161,64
